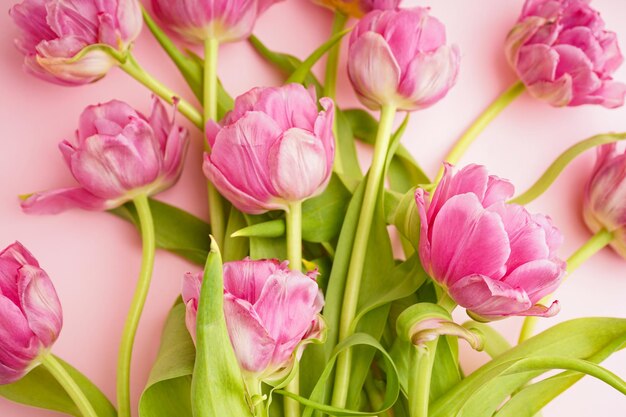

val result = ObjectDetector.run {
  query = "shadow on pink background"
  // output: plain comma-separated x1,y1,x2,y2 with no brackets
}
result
1,0,625,416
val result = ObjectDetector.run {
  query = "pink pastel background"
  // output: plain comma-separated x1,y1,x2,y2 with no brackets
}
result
1,0,625,416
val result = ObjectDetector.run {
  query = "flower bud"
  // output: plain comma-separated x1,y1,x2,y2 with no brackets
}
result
505,0,626,108
0,242,62,385
314,0,400,18
150,0,282,44
416,164,566,321
183,259,324,381
10,0,143,86
583,143,626,258
22,98,189,214
347,8,460,111
203,84,335,214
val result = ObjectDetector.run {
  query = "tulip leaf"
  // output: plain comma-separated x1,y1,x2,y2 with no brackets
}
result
110,198,210,265
463,322,512,359
511,132,626,205
139,301,195,417
335,107,364,181
191,238,252,417
223,207,250,262
430,317,626,417
0,356,116,417
245,214,287,260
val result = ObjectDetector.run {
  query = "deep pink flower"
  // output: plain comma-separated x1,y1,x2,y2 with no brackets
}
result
583,143,626,258
9,0,142,86
314,0,400,17
416,164,566,321
150,0,282,44
505,0,625,108
22,98,189,214
183,259,324,380
347,8,460,111
203,84,335,214
0,242,62,385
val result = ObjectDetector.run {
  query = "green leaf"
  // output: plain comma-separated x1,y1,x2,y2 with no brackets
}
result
430,317,626,417
0,356,116,417
463,322,511,359
110,198,210,265
245,214,287,260
222,207,250,262
192,238,252,417
511,132,626,205
286,28,352,85
386,187,420,249
335,107,364,181
139,301,195,417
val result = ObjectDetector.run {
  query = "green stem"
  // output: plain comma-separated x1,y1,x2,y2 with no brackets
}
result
323,11,348,99
119,54,203,130
331,105,397,409
434,81,525,183
284,201,303,417
40,355,98,417
116,194,155,417
518,228,614,343
247,379,268,417
408,339,438,417
203,38,227,250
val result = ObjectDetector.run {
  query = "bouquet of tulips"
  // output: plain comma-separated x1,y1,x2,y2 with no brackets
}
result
3,0,626,416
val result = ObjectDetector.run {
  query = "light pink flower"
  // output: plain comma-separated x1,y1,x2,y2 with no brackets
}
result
314,0,400,17
150,0,282,44
9,0,142,86
0,242,62,385
183,259,324,380
22,98,189,214
347,8,460,111
583,143,626,258
505,0,625,108
416,164,566,321
203,84,335,214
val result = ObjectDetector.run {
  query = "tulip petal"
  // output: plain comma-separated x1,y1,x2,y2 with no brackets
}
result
314,97,336,178
78,100,142,143
503,259,565,303
21,187,111,214
255,84,319,131
223,259,282,304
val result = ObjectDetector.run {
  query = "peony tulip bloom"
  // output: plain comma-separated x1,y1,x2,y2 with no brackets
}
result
314,0,400,18
150,0,282,44
505,0,626,108
22,98,189,214
416,164,566,321
0,242,62,385
183,259,324,380
347,8,460,111
9,0,142,86
203,84,335,214
583,143,626,258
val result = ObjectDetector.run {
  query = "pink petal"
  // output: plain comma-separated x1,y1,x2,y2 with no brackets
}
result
314,97,336,178
223,259,282,304
517,44,560,85
503,259,565,303
254,84,319,132
21,187,111,214
78,100,141,143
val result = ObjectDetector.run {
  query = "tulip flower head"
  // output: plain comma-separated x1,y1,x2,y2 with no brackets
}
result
416,164,566,321
203,84,335,214
150,0,282,44
9,0,143,86
183,259,325,381
347,8,460,111
22,98,189,214
583,143,626,258
314,0,401,18
505,0,626,108
0,242,62,385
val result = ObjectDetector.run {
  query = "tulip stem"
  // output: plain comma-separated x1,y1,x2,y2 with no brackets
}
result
203,37,227,251
120,54,203,130
332,104,397,409
40,355,98,417
323,11,348,100
247,379,269,417
408,339,438,417
434,81,525,183
284,201,303,417
116,194,155,417
518,228,614,343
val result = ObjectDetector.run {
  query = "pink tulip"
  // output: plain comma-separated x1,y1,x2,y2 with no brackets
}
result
22,98,189,214
583,143,626,258
183,259,324,380
505,0,625,108
150,0,282,44
347,8,460,111
416,164,566,321
9,0,142,86
314,0,400,17
203,84,335,214
0,242,62,385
